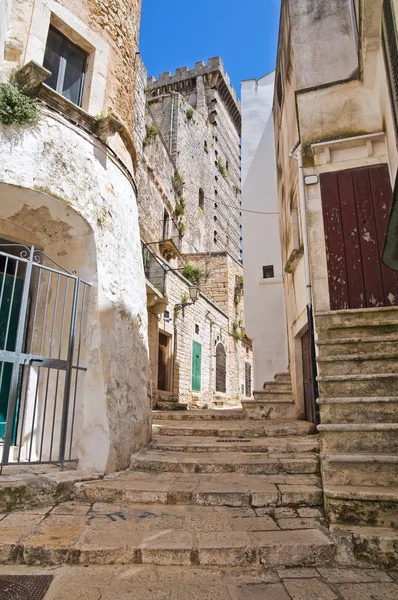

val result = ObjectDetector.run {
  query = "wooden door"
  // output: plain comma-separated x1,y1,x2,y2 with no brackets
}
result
245,363,252,398
320,164,398,310
192,341,202,392
302,329,316,425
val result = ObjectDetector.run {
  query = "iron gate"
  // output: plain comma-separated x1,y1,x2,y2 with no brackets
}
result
0,244,89,470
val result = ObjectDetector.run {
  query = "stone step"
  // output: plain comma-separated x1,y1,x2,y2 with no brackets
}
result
331,524,398,569
75,471,323,508
318,423,398,454
317,335,398,357
152,409,245,421
0,501,335,567
316,306,398,330
254,390,294,401
242,400,296,420
150,435,320,454
274,372,292,384
318,397,398,424
131,450,319,475
321,453,398,487
152,420,315,438
155,401,188,411
317,353,398,376
263,381,292,392
324,485,398,528
317,373,398,397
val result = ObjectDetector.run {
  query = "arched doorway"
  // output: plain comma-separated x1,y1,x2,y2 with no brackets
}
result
215,343,226,393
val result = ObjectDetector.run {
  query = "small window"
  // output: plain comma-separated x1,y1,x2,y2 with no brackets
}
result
225,159,229,171
214,189,218,196
214,202,218,209
43,27,87,107
195,324,200,334
164,310,170,320
215,175,218,182
214,230,218,243
199,188,204,210
214,215,217,221
263,265,274,279
204,140,208,153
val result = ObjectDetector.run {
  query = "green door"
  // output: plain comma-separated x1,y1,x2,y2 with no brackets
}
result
0,273,24,439
192,341,202,392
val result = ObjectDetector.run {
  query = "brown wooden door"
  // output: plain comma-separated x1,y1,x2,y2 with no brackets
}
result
215,343,226,393
320,164,398,310
158,333,170,391
302,329,316,425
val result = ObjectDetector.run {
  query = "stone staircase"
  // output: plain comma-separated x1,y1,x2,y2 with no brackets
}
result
242,372,296,420
0,409,339,568
316,307,398,566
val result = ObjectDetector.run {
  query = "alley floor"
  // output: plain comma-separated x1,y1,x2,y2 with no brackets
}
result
0,409,397,598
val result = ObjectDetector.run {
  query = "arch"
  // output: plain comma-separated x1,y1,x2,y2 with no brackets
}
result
215,342,226,393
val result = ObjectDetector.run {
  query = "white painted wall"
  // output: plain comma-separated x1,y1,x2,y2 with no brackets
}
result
0,0,12,73
241,74,289,390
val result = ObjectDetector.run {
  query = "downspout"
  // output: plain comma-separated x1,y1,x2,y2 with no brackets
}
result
288,143,319,422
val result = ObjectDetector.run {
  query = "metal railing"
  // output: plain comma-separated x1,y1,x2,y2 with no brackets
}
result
0,245,89,470
142,243,167,296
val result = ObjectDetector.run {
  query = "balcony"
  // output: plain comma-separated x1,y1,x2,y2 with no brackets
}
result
142,243,168,314
159,217,182,262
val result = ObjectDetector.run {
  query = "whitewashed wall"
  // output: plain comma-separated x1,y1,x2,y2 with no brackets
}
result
241,73,289,390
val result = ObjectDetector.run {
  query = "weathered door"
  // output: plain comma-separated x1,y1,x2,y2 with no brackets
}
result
158,333,169,392
302,329,317,425
192,341,201,392
320,164,398,310
215,343,226,393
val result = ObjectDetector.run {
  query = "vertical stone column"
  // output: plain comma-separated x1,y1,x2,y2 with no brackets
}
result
195,75,208,119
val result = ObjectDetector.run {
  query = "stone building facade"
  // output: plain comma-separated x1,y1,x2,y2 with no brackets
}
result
135,57,252,408
0,0,151,473
272,0,398,531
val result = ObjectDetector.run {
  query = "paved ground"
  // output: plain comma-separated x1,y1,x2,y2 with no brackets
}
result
0,563,397,599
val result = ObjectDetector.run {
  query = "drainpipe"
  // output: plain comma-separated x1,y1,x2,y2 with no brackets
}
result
288,143,319,422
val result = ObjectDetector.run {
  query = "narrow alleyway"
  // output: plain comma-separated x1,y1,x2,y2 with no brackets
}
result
0,409,397,598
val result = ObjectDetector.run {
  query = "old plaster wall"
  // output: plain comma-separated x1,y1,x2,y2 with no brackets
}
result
0,111,151,472
0,0,12,71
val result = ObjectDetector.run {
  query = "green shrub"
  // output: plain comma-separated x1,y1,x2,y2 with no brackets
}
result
174,202,185,218
0,83,40,125
217,156,228,178
182,262,203,285
143,124,161,147
232,320,245,341
186,107,194,119
172,169,184,197
179,222,186,235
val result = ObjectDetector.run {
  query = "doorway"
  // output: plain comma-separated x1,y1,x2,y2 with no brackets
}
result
320,164,398,309
301,329,317,425
215,343,226,393
158,332,171,392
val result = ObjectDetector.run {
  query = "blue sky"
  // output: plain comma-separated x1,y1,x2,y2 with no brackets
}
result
139,0,281,97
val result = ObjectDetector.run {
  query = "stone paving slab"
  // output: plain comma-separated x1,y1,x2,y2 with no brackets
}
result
0,564,396,600
0,501,333,567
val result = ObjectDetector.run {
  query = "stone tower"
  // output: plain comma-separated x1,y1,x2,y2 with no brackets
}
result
145,57,242,260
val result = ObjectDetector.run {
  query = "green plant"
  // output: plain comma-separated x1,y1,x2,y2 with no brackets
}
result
179,222,186,235
232,320,245,341
186,107,194,119
181,293,189,304
143,124,161,147
182,263,203,286
217,156,228,178
95,111,107,121
0,83,40,125
174,202,185,218
172,169,184,197
233,183,240,195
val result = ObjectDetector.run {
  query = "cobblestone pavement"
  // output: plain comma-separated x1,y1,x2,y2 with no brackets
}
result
0,563,397,599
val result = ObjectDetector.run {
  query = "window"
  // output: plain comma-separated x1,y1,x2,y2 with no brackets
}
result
204,140,208,153
199,188,204,211
195,324,200,334
43,27,87,107
214,230,218,244
263,265,274,279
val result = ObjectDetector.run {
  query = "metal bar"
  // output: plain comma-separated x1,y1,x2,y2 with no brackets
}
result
59,278,79,468
29,268,42,354
0,257,10,403
2,248,33,466
68,283,87,459
2,259,19,352
39,272,60,462
49,276,69,461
